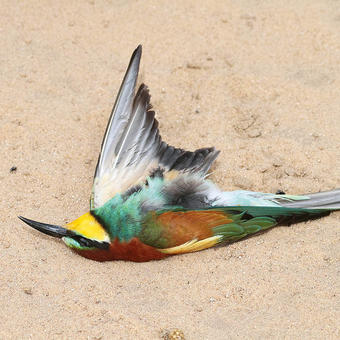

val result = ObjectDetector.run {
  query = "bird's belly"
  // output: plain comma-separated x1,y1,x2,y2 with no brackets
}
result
73,237,168,262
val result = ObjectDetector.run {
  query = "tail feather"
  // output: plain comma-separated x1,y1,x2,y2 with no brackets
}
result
280,188,340,210
212,189,339,243
219,206,331,226
211,206,332,244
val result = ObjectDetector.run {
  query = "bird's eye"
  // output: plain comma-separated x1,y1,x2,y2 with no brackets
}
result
76,236,92,247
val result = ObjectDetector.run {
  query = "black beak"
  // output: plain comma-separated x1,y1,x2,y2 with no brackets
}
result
18,216,72,238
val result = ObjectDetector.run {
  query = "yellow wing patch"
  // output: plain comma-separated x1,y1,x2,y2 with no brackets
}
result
158,235,223,255
66,212,110,242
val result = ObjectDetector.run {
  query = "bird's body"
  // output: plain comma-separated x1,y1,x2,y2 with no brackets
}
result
19,46,339,262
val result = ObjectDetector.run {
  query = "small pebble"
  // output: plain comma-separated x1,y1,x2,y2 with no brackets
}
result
284,167,294,176
247,129,262,138
272,156,283,167
168,329,185,340
259,164,270,173
161,329,185,340
186,63,201,70
23,287,33,295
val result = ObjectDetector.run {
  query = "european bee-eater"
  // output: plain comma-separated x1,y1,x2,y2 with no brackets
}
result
19,45,339,262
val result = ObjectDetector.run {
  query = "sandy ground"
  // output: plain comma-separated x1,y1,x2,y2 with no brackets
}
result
1,1,339,339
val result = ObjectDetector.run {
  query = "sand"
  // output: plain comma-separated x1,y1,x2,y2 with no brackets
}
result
1,1,339,339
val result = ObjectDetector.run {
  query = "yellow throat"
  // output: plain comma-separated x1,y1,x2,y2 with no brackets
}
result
66,212,109,242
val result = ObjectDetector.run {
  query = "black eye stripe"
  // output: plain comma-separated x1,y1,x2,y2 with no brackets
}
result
71,235,110,249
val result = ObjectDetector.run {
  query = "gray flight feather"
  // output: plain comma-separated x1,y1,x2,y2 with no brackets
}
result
95,45,142,180
91,46,220,208
280,188,340,210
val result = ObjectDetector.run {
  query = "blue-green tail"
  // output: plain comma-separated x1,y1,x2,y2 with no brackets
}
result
212,205,334,243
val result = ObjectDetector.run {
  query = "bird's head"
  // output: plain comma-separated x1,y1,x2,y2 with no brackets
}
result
19,213,111,256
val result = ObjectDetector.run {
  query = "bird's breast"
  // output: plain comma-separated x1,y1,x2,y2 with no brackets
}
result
73,237,168,262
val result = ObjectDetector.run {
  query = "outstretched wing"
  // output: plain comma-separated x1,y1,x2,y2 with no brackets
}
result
91,46,219,209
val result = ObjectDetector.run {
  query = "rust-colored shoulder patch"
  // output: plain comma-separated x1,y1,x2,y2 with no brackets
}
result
156,210,232,247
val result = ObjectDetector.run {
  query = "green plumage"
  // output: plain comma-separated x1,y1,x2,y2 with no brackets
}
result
91,177,166,242
92,179,332,247
92,194,142,242
213,216,276,242
138,213,170,248
212,206,330,242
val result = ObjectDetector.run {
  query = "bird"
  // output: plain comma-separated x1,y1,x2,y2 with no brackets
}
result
19,45,340,262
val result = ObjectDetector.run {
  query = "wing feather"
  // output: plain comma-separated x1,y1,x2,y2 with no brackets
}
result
95,45,142,180
91,46,220,209
158,236,223,254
